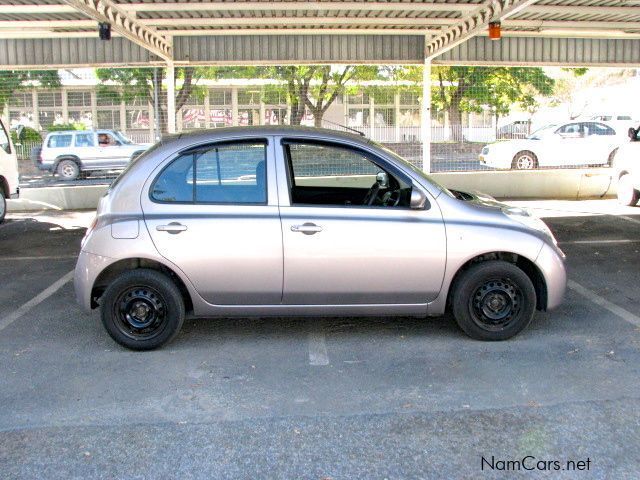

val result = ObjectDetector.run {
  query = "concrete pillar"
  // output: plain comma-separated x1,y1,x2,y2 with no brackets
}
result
166,63,176,134
32,90,39,130
259,100,266,126
231,87,239,126
394,92,401,143
369,96,375,139
119,97,126,134
90,90,98,130
421,58,432,173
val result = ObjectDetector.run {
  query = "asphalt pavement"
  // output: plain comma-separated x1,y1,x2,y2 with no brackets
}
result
0,202,639,479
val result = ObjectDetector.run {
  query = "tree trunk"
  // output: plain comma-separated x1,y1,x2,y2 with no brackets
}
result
448,105,462,141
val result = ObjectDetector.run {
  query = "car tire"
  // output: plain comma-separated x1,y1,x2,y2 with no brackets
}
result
0,194,6,224
100,269,185,351
617,174,640,207
451,261,537,341
607,148,618,167
511,151,538,170
56,159,80,181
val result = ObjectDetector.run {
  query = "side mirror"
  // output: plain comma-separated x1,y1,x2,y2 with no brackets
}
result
410,188,428,210
376,171,389,188
629,127,638,141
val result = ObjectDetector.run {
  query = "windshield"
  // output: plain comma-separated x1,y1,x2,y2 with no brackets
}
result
527,124,557,140
376,142,453,198
114,131,133,145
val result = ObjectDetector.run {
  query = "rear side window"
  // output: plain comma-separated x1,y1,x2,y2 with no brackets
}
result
151,141,267,204
588,122,615,136
48,134,72,148
75,132,95,147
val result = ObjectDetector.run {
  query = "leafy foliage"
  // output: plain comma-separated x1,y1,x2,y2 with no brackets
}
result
0,70,60,110
46,122,86,132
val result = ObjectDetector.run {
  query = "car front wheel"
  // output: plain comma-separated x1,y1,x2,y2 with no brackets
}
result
100,269,185,350
511,151,538,170
451,261,537,341
617,174,640,206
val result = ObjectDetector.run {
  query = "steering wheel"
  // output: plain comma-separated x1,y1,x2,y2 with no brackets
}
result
381,189,401,207
362,182,381,206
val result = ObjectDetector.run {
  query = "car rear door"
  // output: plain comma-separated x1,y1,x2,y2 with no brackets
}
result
141,136,283,305
276,138,446,306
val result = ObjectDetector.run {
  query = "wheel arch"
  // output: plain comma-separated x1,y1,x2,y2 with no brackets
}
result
512,150,539,167
0,175,9,198
446,251,548,312
54,155,82,171
91,257,193,314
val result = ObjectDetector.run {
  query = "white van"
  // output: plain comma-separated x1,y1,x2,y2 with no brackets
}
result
0,117,19,223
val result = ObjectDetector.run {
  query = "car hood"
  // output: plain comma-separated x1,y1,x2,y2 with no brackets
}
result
449,189,508,210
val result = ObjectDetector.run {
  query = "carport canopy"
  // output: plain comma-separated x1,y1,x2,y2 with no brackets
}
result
1,0,640,168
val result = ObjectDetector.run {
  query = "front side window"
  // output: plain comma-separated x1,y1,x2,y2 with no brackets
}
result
587,122,615,136
151,141,267,204
48,134,72,148
284,141,411,208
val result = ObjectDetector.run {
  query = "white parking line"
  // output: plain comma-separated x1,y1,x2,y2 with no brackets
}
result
0,270,74,333
567,279,640,328
308,326,330,366
560,239,640,245
2,255,78,261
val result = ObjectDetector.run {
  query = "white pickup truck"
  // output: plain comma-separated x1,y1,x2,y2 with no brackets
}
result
0,117,19,223
35,130,151,181
614,126,640,206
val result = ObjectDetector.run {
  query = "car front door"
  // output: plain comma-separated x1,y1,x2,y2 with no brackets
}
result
141,137,283,305
276,139,446,305
96,131,128,168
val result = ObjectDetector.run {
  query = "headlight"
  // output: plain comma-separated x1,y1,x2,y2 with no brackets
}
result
481,146,489,155
502,206,557,245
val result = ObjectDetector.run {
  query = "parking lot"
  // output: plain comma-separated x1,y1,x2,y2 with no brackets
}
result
0,200,639,479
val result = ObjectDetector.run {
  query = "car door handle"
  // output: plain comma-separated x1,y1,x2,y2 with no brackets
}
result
156,222,187,234
291,223,322,235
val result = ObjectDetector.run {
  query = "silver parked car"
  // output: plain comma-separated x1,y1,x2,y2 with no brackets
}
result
75,126,566,350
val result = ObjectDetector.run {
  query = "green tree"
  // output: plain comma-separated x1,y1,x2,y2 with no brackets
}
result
391,66,555,140
432,67,554,140
0,70,60,111
259,66,380,126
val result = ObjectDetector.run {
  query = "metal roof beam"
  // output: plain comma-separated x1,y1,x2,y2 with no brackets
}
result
426,0,544,59
61,0,172,61
4,17,640,30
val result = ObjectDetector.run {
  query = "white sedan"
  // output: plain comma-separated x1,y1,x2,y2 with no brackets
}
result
479,121,622,170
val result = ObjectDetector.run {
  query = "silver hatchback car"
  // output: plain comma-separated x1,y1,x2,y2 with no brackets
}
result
75,126,566,350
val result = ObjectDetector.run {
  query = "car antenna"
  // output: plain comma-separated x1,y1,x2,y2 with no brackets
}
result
320,119,366,137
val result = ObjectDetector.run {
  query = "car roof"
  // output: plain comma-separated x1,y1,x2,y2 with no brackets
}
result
161,125,370,144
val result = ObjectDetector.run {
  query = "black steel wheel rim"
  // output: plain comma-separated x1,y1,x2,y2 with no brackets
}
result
469,278,522,331
113,285,168,340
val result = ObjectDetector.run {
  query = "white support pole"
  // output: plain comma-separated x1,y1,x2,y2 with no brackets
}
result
421,58,432,174
166,62,176,134
231,87,239,126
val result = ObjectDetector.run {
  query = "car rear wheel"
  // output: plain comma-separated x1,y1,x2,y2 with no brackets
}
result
56,159,80,181
511,151,538,170
617,174,640,207
451,261,537,341
101,269,185,350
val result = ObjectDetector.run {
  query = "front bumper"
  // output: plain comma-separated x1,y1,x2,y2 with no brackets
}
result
479,153,511,170
74,250,114,312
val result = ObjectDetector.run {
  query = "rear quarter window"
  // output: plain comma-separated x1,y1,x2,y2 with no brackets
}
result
47,135,73,148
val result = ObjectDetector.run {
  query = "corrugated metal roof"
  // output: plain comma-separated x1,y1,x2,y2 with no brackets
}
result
0,1,639,66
